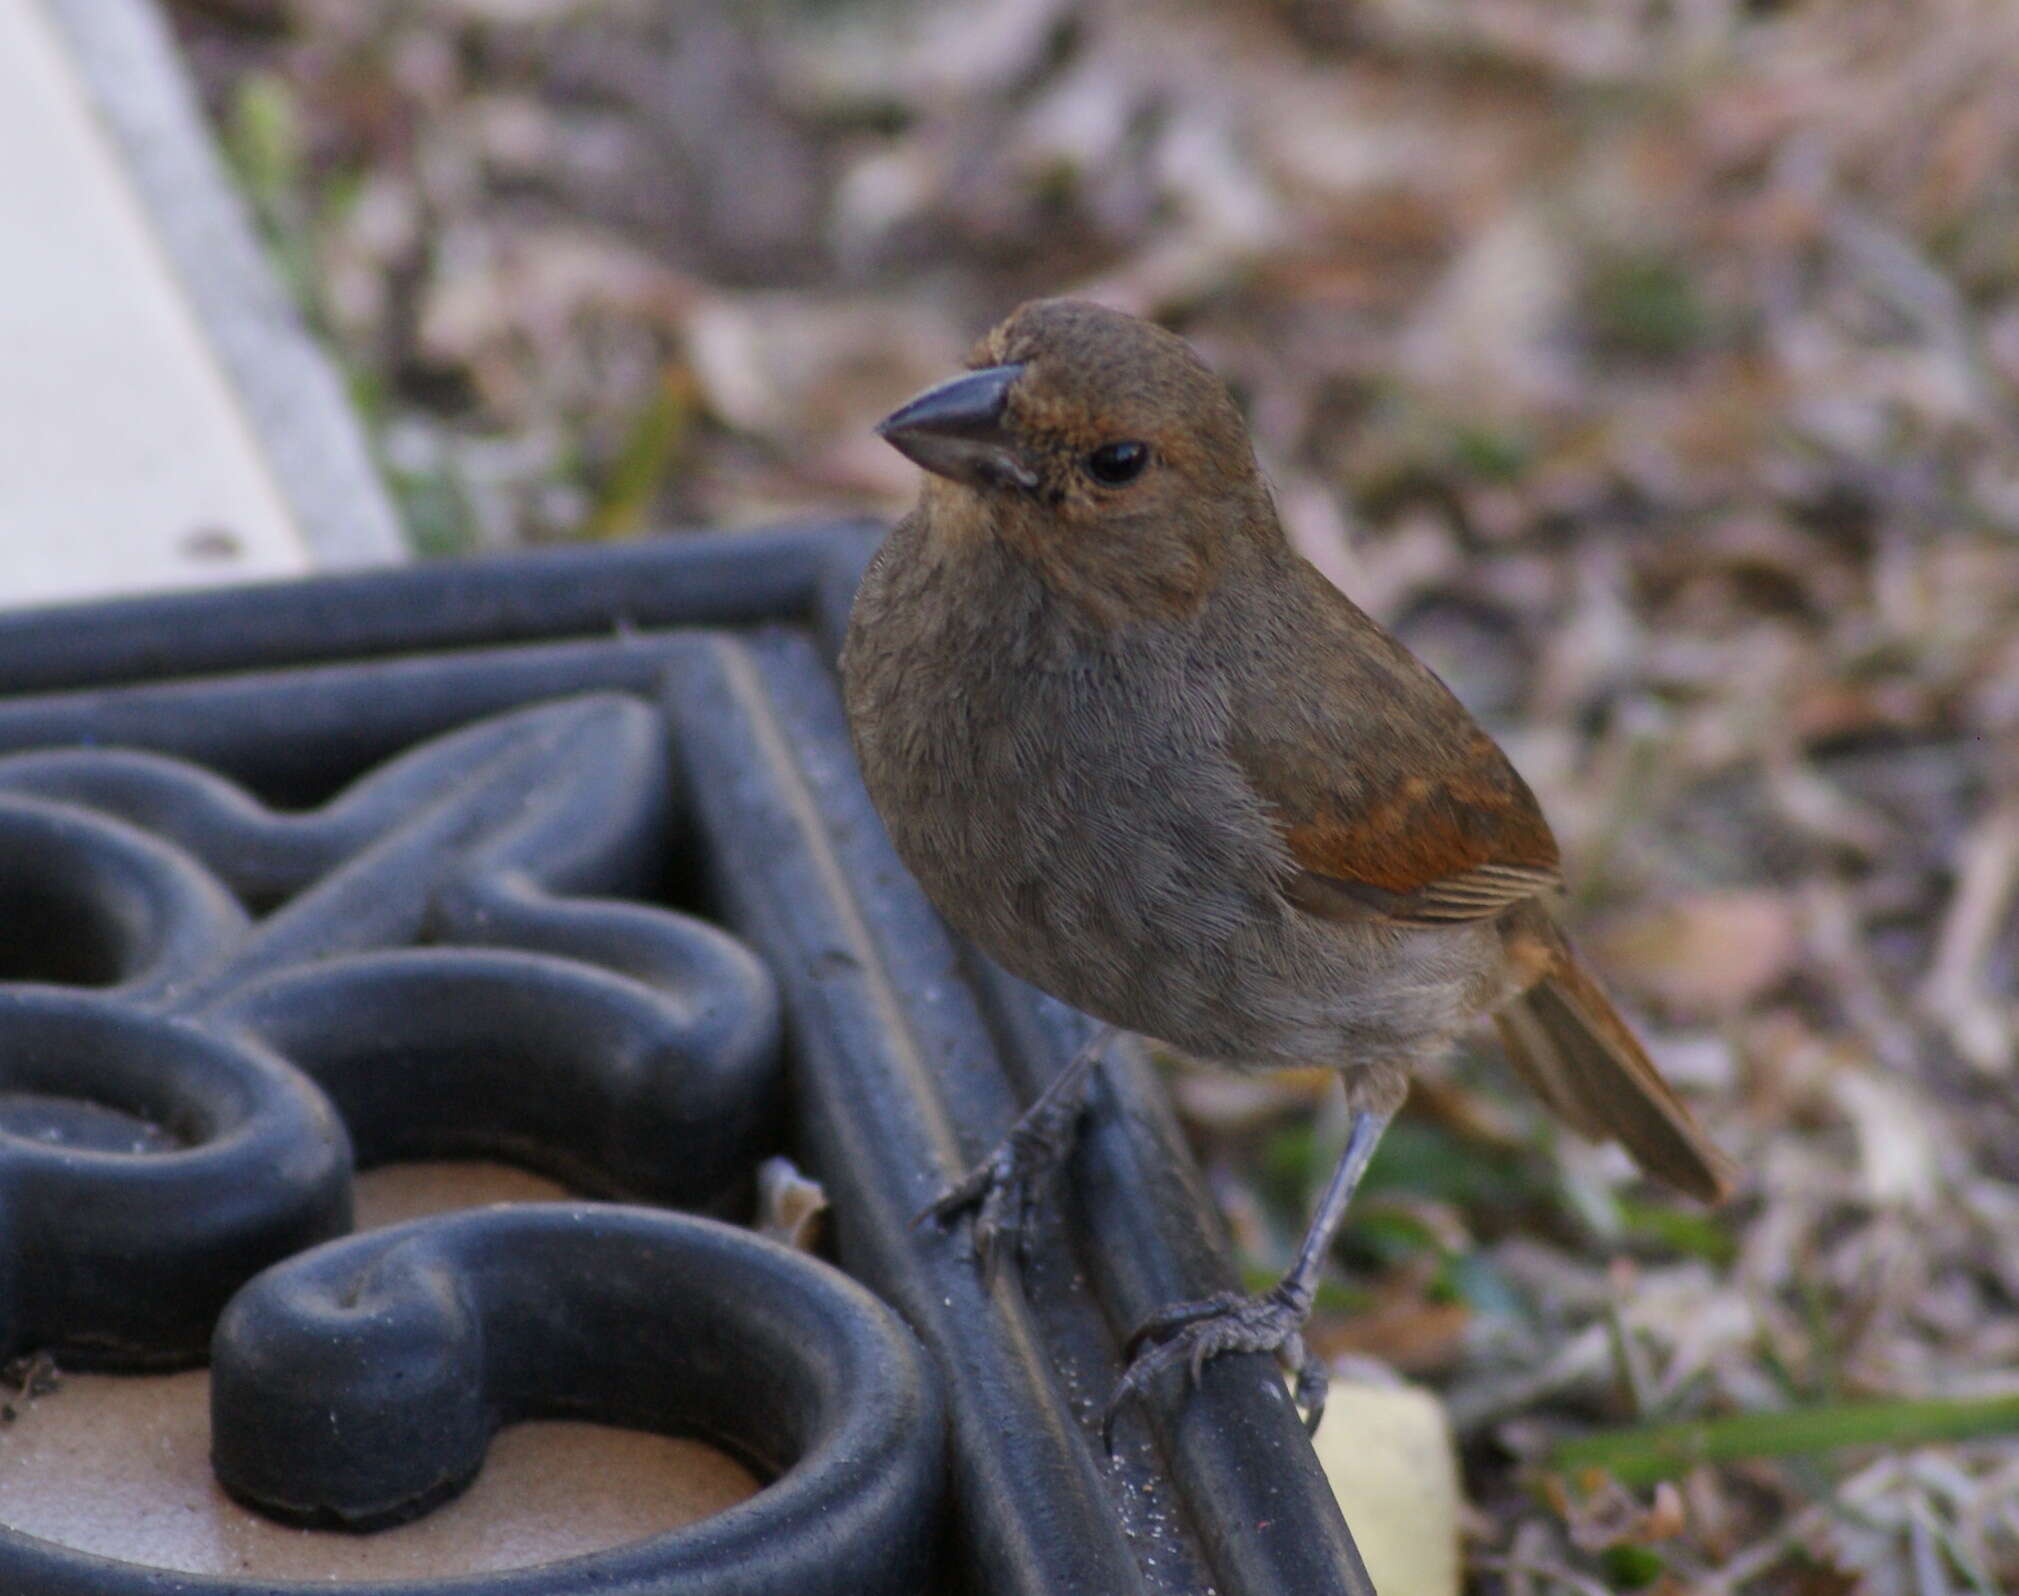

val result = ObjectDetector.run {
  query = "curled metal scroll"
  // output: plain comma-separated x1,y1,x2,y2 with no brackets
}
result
0,695,784,1369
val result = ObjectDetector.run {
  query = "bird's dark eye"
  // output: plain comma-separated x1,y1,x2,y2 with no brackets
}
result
1084,441,1149,486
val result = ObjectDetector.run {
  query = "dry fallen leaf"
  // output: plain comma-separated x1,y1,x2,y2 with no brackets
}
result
1592,890,1801,1015
754,1156,830,1253
1831,1068,1944,1211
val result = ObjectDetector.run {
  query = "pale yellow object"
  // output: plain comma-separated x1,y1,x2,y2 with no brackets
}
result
1312,1381,1464,1596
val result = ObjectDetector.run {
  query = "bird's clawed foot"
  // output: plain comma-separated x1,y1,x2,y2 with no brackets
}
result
1102,1280,1327,1447
915,1061,1094,1281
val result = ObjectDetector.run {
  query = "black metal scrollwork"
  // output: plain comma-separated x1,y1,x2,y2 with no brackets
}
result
0,684,949,1594
0,694,784,1369
209,1206,942,1556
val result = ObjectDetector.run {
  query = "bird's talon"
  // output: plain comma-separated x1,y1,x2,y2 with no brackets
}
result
1123,1288,1246,1359
919,1066,1095,1273
1298,1376,1328,1433
1105,1281,1330,1436
1099,1359,1161,1453
921,1149,1048,1280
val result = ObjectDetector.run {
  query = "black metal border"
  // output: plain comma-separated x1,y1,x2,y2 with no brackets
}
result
0,523,1374,1596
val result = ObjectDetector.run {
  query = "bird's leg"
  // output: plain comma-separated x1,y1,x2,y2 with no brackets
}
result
1103,1105,1393,1445
919,1022,1118,1280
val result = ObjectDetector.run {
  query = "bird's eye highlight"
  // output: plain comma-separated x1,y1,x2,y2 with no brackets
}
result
1084,441,1149,486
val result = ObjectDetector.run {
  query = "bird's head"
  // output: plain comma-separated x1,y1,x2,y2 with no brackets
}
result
876,299,1274,620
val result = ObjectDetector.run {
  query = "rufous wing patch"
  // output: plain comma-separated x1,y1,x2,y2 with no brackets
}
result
1257,732,1563,927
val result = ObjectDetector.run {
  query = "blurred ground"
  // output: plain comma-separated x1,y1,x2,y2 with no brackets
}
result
167,1,2019,1590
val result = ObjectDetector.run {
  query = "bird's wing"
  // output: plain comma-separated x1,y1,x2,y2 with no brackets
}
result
1229,567,1563,927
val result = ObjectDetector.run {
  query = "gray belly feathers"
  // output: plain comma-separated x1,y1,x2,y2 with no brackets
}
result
851,624,1497,1072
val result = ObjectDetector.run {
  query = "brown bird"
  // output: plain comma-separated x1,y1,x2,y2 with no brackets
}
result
841,298,1734,1439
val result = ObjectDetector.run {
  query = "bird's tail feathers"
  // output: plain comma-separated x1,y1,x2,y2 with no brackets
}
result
1494,937,1736,1205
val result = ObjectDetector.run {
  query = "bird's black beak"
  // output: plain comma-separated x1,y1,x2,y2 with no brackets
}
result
875,364,1035,491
